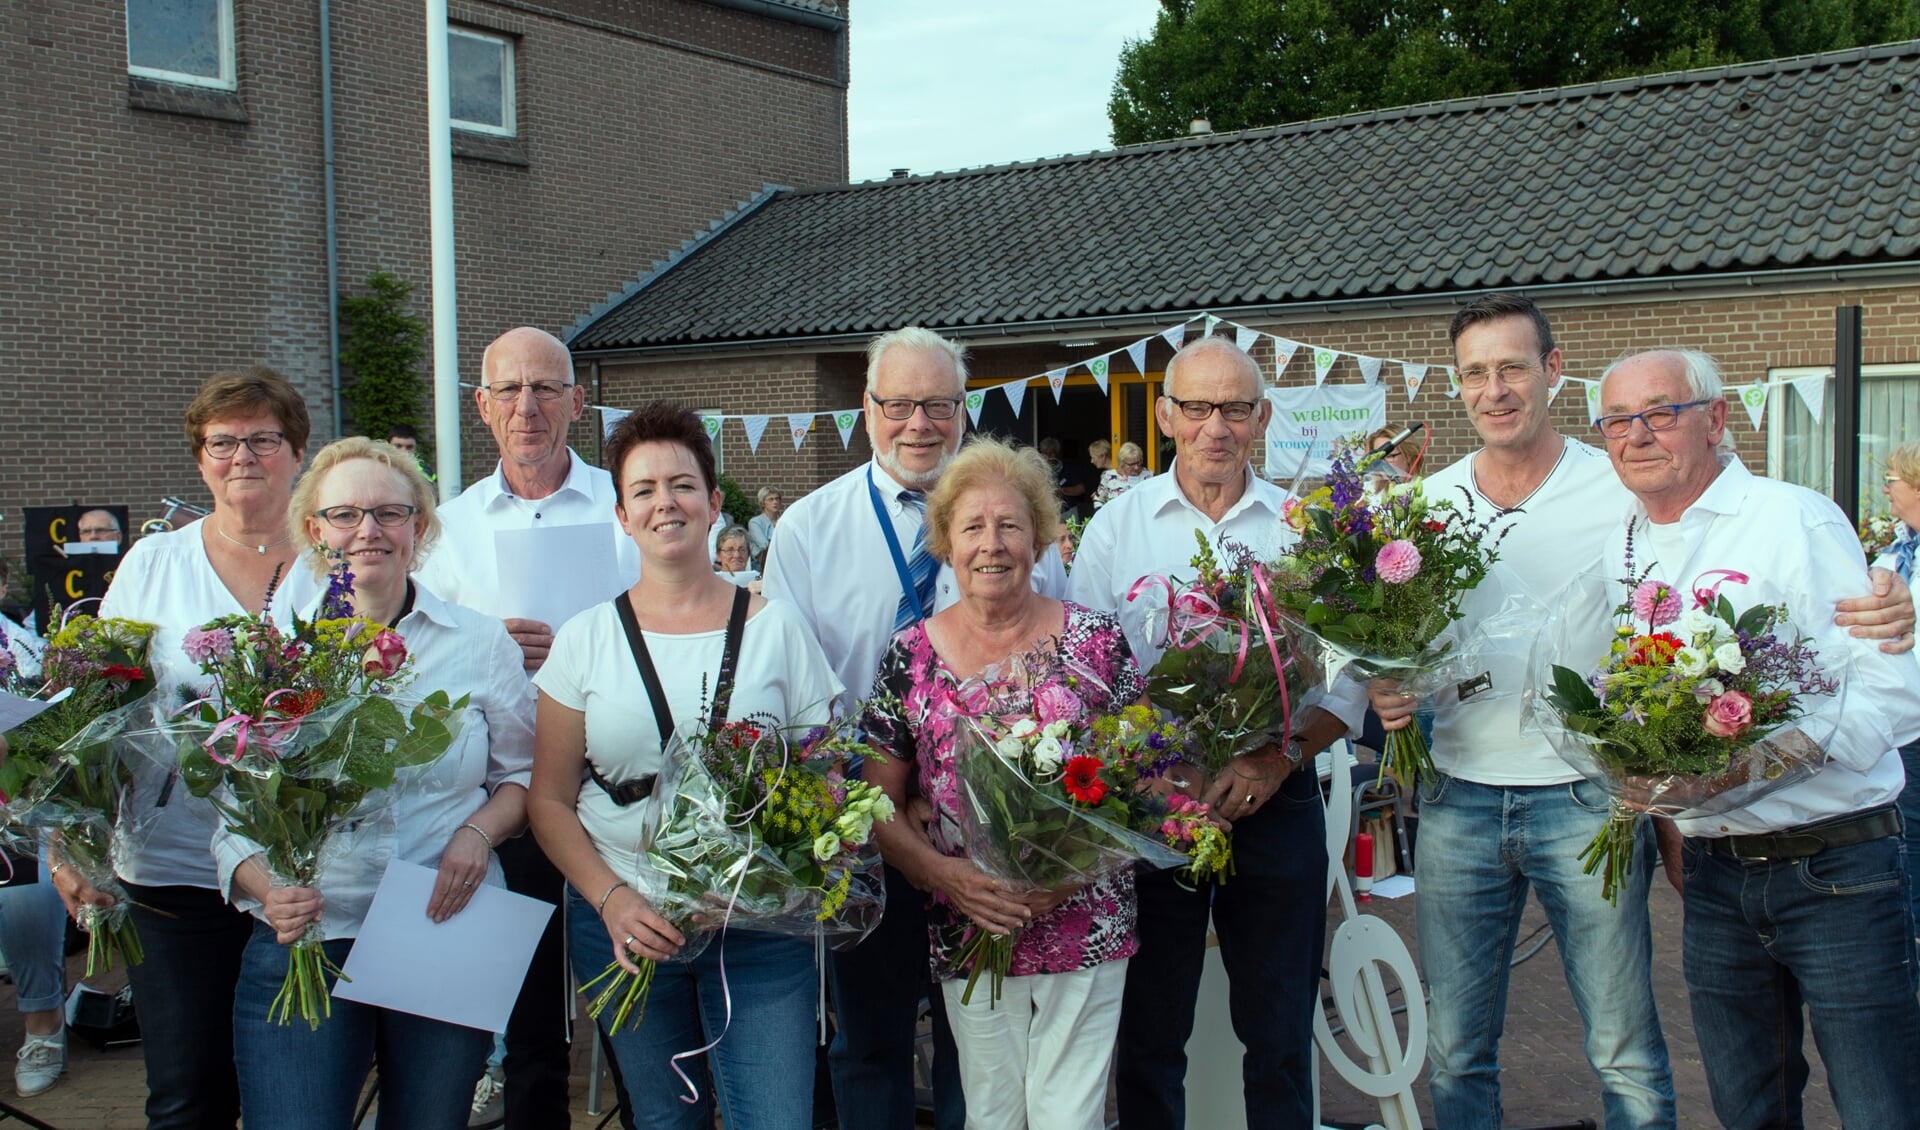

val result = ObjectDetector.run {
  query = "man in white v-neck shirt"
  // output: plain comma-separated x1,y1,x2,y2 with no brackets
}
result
1352,295,1914,1128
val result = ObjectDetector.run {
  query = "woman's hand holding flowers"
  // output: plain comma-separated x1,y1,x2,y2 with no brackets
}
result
261,882,326,946
599,886,685,972
932,855,1032,937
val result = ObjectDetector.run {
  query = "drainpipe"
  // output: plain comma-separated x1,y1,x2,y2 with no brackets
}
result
427,0,462,497
320,0,343,436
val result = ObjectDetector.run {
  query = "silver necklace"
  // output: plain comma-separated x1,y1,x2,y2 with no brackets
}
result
213,522,292,556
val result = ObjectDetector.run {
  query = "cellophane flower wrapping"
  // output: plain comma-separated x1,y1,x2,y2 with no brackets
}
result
1523,570,1844,902
582,714,889,1035
0,613,159,975
1269,450,1513,786
1135,532,1322,777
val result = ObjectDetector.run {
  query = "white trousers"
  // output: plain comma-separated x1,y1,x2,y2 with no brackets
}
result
939,957,1128,1130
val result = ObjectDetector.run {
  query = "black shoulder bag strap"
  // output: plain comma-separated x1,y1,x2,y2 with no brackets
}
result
590,587,750,806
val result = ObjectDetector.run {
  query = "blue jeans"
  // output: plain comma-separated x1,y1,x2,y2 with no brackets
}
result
1414,774,1675,1130
827,863,963,1130
1115,765,1327,1130
0,878,68,1013
232,922,489,1130
566,885,817,1130
123,881,255,1129
1680,832,1920,1128
1898,739,1920,938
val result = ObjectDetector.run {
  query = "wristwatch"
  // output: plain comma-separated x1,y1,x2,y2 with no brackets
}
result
1278,738,1307,770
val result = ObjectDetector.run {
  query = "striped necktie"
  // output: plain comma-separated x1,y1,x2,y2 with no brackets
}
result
894,490,938,633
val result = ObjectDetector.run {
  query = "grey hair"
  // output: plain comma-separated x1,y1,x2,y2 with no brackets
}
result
864,327,968,394
1165,335,1262,400
1597,348,1725,404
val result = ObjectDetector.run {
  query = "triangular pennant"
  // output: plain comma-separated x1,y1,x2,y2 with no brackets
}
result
1444,366,1461,399
1355,355,1383,386
1736,384,1768,431
1584,381,1603,424
1547,374,1566,402
1087,355,1110,395
834,409,860,449
1046,368,1067,404
1790,373,1827,424
700,414,723,442
965,388,987,427
788,413,812,451
1312,348,1338,386
1271,337,1299,380
1400,363,1427,403
598,407,631,438
1125,339,1149,375
1203,314,1221,336
1234,325,1259,353
1002,378,1027,418
741,414,771,454
1161,324,1186,353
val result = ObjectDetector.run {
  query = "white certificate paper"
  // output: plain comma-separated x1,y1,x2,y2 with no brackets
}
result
332,860,555,1032
0,687,70,733
493,523,622,633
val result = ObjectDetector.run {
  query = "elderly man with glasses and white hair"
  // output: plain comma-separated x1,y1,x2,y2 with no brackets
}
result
765,326,1068,1130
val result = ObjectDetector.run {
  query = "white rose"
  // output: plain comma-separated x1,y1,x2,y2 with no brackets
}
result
867,793,896,822
1009,719,1038,739
836,811,874,845
1031,735,1065,772
995,737,1024,760
1673,647,1709,677
1042,720,1071,741
1678,608,1725,645
813,832,842,862
1713,642,1746,675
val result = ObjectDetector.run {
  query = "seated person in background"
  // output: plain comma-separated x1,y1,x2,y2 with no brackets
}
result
1094,442,1150,508
714,525,760,592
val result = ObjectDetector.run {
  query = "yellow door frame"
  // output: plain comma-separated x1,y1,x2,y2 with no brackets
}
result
966,371,1169,474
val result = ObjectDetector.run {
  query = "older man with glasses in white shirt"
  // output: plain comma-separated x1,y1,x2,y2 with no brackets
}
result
764,326,1066,1130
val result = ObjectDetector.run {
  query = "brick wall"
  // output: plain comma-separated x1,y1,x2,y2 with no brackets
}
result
0,0,846,560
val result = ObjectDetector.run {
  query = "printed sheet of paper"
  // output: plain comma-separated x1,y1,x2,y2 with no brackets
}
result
1369,874,1416,899
0,687,70,733
493,523,621,633
333,860,554,1032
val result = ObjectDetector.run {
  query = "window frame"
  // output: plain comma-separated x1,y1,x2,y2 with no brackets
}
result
448,25,517,138
1765,361,1920,514
125,0,237,91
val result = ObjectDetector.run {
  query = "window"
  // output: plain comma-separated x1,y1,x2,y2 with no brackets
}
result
1767,362,1920,519
450,27,515,136
126,0,235,90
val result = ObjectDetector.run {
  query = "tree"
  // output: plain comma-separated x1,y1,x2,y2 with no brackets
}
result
338,270,428,445
1108,0,1919,145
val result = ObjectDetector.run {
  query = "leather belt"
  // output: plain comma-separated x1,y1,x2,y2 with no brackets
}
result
1706,805,1901,861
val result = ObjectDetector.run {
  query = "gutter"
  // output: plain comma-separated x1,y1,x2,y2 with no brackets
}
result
569,258,1920,362
702,0,844,31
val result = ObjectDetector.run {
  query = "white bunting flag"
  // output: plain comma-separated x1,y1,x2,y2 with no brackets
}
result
1401,363,1427,402
1789,373,1828,424
833,409,860,449
1271,338,1300,379
1234,326,1259,353
1311,348,1338,387
965,388,988,428
700,415,723,442
1547,375,1566,402
1046,368,1067,404
598,407,630,438
1585,381,1603,424
1161,324,1186,353
1355,355,1383,386
1002,378,1027,418
1087,355,1111,395
1203,314,1221,336
1443,366,1461,399
1125,338,1149,375
741,414,771,453
787,413,812,451
1735,384,1768,431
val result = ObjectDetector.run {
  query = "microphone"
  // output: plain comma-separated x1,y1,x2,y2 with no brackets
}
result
1359,421,1427,468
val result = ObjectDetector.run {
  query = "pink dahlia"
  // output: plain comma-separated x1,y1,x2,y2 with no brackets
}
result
1375,539,1422,584
1630,580,1681,628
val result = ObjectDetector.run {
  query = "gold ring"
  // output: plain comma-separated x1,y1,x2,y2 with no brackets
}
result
1245,793,1255,805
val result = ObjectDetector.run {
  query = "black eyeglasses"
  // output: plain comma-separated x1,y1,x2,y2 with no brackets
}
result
485,381,574,402
1165,397,1258,423
868,394,962,421
314,504,419,530
1456,355,1549,389
201,432,287,459
1592,400,1711,439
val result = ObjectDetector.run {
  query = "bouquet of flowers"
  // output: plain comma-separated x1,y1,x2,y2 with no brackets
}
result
1529,569,1842,903
947,651,1231,1006
158,564,468,1028
1270,449,1510,786
1858,513,1902,559
583,713,891,1035
1132,532,1319,780
0,612,158,974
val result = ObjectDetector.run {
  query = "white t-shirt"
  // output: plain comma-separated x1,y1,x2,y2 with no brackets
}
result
96,523,321,889
533,597,843,888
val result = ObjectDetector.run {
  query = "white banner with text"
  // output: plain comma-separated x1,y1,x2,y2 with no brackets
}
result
1263,383,1387,478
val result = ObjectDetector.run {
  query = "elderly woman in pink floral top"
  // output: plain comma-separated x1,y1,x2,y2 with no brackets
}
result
860,437,1144,1130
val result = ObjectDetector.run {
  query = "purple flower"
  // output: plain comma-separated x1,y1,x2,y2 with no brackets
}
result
1375,540,1423,584
319,557,357,621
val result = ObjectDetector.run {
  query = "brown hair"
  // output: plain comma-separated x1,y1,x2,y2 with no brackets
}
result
1448,292,1556,356
604,401,717,495
924,437,1059,563
183,366,313,456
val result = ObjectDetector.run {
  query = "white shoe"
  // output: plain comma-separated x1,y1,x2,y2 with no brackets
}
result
15,1029,65,1098
468,1068,504,1128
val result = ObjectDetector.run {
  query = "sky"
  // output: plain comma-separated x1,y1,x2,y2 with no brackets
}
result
846,1,1167,183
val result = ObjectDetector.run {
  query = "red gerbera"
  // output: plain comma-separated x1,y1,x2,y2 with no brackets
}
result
101,665,147,683
275,687,327,718
1424,520,1447,534
1061,755,1108,805
1626,632,1684,666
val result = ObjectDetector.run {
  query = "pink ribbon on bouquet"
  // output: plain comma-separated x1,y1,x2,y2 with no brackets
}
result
1690,569,1750,609
1244,563,1297,743
172,688,305,765
1126,574,1253,681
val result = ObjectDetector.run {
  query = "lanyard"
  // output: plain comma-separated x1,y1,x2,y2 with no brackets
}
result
867,473,925,623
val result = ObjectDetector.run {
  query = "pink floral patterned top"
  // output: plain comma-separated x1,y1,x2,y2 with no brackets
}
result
862,601,1146,980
